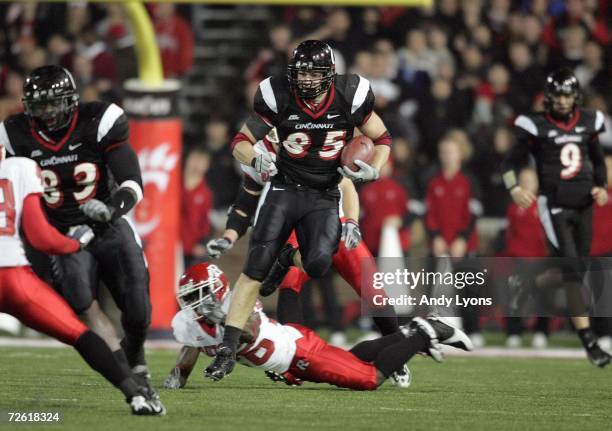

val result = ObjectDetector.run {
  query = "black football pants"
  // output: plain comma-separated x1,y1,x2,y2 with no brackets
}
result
243,181,341,282
51,217,151,333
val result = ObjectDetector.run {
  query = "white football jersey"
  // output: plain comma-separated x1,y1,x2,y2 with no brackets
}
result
171,293,303,373
0,157,44,267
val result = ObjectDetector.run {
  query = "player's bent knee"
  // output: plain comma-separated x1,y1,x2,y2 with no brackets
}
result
244,245,278,281
122,296,152,330
302,254,332,279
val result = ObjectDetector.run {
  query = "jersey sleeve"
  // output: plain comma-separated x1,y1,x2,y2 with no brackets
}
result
0,121,16,156
349,75,375,126
97,103,129,151
171,313,199,347
253,77,280,127
595,110,606,134
16,158,44,198
501,115,537,190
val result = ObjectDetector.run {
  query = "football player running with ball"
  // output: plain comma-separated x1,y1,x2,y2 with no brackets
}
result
164,263,472,390
206,40,392,381
501,68,610,367
207,134,411,387
1,65,154,383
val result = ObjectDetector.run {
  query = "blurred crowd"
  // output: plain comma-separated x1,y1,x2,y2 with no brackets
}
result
1,1,611,344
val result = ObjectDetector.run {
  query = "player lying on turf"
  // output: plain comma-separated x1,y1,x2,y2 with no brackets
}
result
0,147,164,415
206,135,410,387
163,262,472,390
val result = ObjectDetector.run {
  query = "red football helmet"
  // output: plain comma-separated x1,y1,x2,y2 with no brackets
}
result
177,262,229,323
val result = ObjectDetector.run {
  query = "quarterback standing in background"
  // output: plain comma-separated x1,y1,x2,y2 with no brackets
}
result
502,68,610,367
1,65,155,384
205,40,393,381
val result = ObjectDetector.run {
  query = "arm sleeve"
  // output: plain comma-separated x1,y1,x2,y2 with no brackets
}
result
589,135,607,188
501,127,533,190
21,194,79,255
104,142,144,219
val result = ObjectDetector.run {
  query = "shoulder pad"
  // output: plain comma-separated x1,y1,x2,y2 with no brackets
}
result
514,114,539,136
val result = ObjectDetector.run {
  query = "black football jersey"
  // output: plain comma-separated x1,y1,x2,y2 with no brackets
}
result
513,108,607,208
0,102,129,229
253,74,375,189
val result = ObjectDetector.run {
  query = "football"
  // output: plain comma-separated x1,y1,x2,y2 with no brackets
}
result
340,135,375,171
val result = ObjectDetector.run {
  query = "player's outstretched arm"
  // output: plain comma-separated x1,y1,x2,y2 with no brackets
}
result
501,132,535,209
21,194,85,254
339,178,362,249
588,135,608,206
207,183,263,258
163,345,201,389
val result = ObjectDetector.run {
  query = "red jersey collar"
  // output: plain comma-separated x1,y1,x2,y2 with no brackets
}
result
545,109,581,132
294,84,335,120
30,109,80,153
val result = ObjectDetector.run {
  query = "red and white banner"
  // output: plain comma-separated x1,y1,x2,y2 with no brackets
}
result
124,80,182,332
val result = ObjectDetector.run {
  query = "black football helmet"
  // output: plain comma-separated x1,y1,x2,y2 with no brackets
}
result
22,65,79,131
287,40,335,99
544,68,581,118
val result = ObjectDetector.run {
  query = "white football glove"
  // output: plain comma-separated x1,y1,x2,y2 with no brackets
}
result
206,237,234,259
251,152,277,178
67,224,95,249
338,160,379,183
80,199,113,222
163,367,183,390
341,218,362,250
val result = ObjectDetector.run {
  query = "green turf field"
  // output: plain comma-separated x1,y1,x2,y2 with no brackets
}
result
1,347,611,431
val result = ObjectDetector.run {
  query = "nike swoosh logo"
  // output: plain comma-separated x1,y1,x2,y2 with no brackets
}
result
272,187,285,191
69,143,82,151
575,127,585,132
327,114,340,119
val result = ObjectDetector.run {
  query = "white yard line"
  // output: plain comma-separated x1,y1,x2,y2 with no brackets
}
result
0,337,588,359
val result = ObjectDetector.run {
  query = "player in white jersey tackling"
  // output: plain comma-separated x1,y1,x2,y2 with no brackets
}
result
0,144,164,415
164,262,472,390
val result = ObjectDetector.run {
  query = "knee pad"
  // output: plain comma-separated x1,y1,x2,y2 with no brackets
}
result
243,243,279,282
303,254,333,279
121,289,151,330
559,258,586,283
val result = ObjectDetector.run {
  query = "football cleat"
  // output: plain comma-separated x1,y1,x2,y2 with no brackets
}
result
205,345,236,381
586,343,612,368
390,364,412,388
259,244,295,297
408,316,473,362
129,388,166,416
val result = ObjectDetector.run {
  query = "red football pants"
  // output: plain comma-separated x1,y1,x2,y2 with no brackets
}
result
286,323,379,390
279,230,385,305
0,266,87,345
